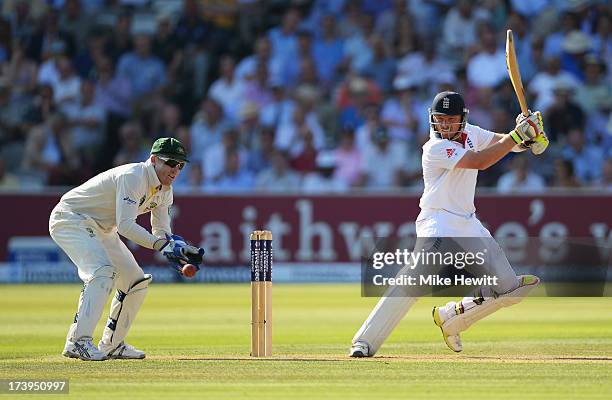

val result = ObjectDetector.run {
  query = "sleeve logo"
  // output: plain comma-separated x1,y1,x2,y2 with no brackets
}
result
446,148,456,158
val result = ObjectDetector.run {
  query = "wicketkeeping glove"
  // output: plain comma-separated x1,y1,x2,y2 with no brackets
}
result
158,234,205,265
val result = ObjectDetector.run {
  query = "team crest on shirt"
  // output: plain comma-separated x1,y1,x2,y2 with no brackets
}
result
145,202,158,211
446,148,456,158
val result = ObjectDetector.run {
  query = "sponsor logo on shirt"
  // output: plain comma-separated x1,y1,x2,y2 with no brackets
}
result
139,195,146,207
466,137,474,149
85,227,96,238
123,196,136,205
446,148,456,158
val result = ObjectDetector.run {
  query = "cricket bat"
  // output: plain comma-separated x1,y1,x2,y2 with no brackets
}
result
506,29,549,154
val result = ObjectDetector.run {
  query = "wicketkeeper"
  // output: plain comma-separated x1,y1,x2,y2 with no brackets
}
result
350,91,548,356
49,137,204,361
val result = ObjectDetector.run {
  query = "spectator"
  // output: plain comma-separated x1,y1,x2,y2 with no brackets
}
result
173,0,212,100
0,80,26,144
289,129,318,174
355,126,406,190
37,40,66,88
367,35,395,94
342,12,375,75
543,11,579,58
172,126,202,191
267,7,301,84
203,127,249,184
275,103,325,158
529,56,580,113
255,150,300,192
280,28,314,87
93,55,132,119
442,0,483,61
152,13,180,65
113,120,148,166
0,18,11,64
260,78,294,128
235,36,275,83
22,113,82,185
546,80,585,142
333,127,361,187
374,0,409,43
1,40,38,99
591,13,611,65
575,55,611,115
152,101,183,140
208,54,244,122
241,62,274,111
302,150,348,193
22,83,57,127
381,77,419,143
396,41,450,93
62,79,106,161
496,156,546,193
467,23,507,89
560,30,593,81
72,29,108,79
335,73,382,130
561,129,604,185
205,149,254,193
189,97,231,163
27,9,75,62
116,32,166,99
0,158,19,190
312,14,345,87
4,0,38,42
552,158,581,189
59,0,91,52
52,55,81,105
598,158,612,191
106,11,133,61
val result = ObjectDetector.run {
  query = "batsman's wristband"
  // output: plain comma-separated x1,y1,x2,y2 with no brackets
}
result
509,130,523,144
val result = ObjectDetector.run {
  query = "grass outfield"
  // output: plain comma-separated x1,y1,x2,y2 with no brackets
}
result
1,284,611,399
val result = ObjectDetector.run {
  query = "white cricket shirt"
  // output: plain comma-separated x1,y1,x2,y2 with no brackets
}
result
418,123,495,217
55,159,173,249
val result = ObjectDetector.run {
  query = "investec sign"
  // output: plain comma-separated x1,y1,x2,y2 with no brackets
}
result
0,194,611,265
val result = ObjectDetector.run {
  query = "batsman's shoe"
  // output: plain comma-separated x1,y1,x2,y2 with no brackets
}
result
62,336,108,361
100,341,146,359
349,342,371,358
432,307,463,353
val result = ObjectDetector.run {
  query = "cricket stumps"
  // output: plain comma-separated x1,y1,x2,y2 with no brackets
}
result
250,230,272,357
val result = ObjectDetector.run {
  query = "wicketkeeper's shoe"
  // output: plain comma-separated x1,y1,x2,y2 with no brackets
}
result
99,341,146,359
432,307,463,352
349,342,371,358
62,336,108,361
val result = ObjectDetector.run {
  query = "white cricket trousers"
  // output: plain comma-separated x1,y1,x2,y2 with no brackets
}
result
352,209,519,354
48,206,145,292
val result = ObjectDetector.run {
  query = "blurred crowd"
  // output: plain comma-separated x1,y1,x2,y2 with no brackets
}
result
0,0,610,193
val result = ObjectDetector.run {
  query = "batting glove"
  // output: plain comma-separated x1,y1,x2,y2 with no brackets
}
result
510,111,544,144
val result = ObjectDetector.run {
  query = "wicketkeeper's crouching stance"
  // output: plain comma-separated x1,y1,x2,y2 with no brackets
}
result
49,138,204,361
350,92,548,356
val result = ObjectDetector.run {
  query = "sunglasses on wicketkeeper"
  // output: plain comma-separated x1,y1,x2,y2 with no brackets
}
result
157,156,186,170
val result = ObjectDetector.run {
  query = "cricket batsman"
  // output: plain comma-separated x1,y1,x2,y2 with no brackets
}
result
49,137,204,361
350,91,548,356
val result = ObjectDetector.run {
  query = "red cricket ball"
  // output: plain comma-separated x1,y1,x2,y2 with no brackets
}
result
181,263,197,278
